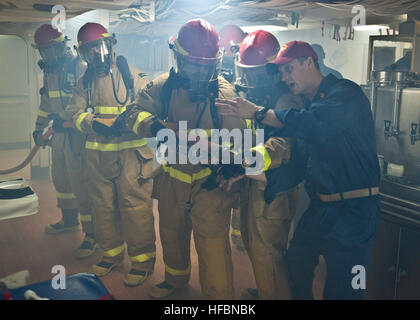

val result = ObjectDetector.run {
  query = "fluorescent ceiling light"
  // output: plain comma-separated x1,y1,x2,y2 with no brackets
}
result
241,25,288,33
353,24,390,31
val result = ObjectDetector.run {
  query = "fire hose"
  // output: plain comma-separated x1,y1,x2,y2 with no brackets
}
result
0,122,72,175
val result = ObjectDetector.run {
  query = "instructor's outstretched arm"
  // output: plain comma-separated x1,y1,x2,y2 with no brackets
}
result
215,97,284,128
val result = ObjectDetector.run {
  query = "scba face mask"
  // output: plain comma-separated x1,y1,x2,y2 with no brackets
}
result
79,39,113,77
38,42,73,70
175,52,222,102
234,63,280,91
39,41,66,61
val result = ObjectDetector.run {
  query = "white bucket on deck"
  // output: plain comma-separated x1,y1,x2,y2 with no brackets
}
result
0,177,38,221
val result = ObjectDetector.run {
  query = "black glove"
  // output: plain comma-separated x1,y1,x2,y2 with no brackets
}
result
92,118,119,138
92,111,132,138
201,165,222,191
32,130,49,147
219,164,245,180
112,110,130,134
201,163,245,191
49,114,69,133
150,119,167,136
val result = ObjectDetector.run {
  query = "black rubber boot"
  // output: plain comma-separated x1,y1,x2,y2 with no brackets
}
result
45,209,80,234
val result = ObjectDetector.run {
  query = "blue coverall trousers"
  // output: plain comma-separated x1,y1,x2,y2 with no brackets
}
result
285,195,380,300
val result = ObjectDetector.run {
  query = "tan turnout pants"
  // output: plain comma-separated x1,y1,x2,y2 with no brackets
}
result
86,148,156,272
241,179,300,299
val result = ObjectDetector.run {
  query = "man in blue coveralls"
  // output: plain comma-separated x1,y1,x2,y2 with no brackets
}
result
215,40,380,300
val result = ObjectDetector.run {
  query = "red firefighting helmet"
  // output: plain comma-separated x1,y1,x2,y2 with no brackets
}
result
77,23,116,64
219,25,246,57
238,30,280,66
170,19,221,65
33,24,66,49
235,30,280,89
77,22,114,47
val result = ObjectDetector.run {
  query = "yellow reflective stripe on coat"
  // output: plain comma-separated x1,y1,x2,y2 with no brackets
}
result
80,214,92,222
48,91,72,99
165,264,191,276
162,165,191,183
231,228,241,236
133,111,153,134
94,106,126,115
130,252,156,263
162,164,212,184
252,144,271,171
192,168,212,181
102,244,125,257
56,192,76,199
38,109,50,118
245,119,256,134
76,112,89,132
85,139,147,152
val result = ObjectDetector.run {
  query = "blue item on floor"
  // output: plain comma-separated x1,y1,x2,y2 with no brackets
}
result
8,273,113,300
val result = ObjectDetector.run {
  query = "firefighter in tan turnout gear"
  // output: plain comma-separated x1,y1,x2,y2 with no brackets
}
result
32,24,96,259
62,23,155,286
111,19,247,299
219,24,247,252
220,30,304,299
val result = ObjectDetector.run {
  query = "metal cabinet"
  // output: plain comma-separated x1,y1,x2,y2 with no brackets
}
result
366,212,420,299
366,216,400,299
396,225,420,299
